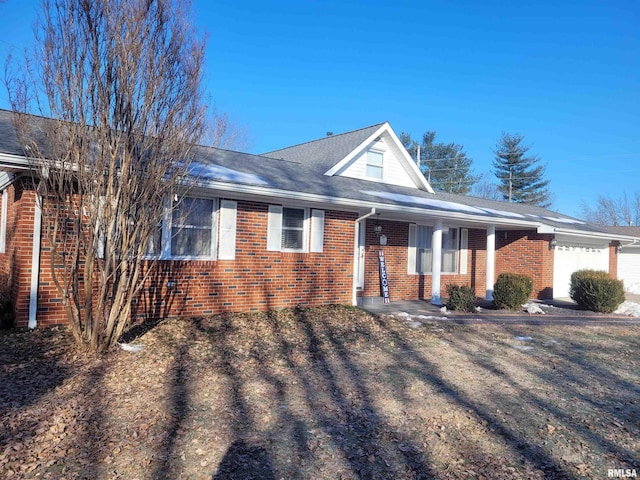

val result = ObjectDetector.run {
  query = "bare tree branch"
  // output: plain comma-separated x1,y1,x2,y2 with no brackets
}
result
581,192,640,226
7,0,206,352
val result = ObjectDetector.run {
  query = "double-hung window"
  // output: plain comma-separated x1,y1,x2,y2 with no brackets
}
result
415,225,434,274
409,225,461,274
366,151,384,180
171,197,216,257
267,205,325,252
441,228,459,273
143,195,238,260
281,207,305,250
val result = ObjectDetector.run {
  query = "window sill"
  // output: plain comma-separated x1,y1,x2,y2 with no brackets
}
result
410,272,459,276
143,256,218,261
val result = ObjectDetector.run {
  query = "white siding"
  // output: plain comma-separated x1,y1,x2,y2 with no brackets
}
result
338,137,416,188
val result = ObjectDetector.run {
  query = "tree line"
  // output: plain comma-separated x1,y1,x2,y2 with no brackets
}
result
400,130,552,207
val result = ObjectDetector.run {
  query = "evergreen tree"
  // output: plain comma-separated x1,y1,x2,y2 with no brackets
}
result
400,131,477,194
493,132,552,207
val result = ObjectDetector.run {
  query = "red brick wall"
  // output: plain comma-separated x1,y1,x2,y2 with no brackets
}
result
4,180,609,326
131,201,356,319
7,190,358,327
609,242,618,279
495,230,555,299
0,180,39,327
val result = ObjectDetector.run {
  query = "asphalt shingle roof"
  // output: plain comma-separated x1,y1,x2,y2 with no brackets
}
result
263,123,385,173
1,109,634,239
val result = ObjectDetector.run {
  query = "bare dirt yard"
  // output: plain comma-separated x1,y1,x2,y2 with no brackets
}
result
1,305,639,479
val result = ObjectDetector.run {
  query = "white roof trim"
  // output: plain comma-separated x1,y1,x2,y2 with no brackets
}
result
537,225,640,243
0,172,15,190
194,178,542,228
322,123,434,193
0,152,32,170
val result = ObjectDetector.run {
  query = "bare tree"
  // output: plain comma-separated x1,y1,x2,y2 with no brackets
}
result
205,107,249,151
581,192,640,226
7,0,206,352
471,174,502,201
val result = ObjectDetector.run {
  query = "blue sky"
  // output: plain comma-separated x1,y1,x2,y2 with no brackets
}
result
1,0,638,218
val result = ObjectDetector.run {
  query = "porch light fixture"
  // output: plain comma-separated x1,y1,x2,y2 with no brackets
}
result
373,215,383,234
616,244,623,253
549,238,557,250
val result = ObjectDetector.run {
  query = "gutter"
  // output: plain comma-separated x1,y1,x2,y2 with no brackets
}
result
194,179,544,229
0,152,32,171
28,194,42,329
352,208,376,306
539,226,640,244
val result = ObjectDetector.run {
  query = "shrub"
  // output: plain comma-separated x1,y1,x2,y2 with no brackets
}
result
493,273,533,310
569,270,625,313
446,284,476,312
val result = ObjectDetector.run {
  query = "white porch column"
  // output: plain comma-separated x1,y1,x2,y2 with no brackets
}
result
431,221,443,305
486,225,496,301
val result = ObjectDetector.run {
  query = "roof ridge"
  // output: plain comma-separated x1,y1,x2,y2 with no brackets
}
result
262,122,387,156
193,144,302,165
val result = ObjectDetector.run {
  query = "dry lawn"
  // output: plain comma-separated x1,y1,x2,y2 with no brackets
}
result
1,305,639,479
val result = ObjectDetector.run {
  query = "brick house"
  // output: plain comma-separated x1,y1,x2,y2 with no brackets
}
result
0,109,636,328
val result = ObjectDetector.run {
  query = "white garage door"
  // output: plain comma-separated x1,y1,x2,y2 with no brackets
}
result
618,247,640,291
553,240,609,298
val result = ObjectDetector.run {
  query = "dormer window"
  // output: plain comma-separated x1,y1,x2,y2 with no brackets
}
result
366,151,383,179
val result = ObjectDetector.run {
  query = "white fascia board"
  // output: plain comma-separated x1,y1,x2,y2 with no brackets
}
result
383,125,434,193
537,225,640,243
0,172,15,190
0,152,32,171
323,124,387,176
322,123,434,193
194,179,543,228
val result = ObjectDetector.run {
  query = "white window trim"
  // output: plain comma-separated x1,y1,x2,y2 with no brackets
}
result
169,196,218,260
218,200,237,260
267,204,325,253
144,195,238,261
459,228,468,274
282,207,309,253
310,209,324,253
408,224,461,275
365,150,384,180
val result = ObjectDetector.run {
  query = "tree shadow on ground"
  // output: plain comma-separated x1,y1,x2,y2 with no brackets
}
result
213,439,275,480
7,305,638,479
0,329,73,441
143,306,639,478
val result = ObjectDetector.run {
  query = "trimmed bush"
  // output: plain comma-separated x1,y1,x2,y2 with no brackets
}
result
493,273,534,310
569,270,624,313
446,284,476,312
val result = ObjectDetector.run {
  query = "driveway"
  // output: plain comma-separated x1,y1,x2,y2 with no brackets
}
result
359,298,640,326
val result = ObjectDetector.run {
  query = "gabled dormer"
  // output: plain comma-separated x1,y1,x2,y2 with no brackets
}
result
323,123,433,192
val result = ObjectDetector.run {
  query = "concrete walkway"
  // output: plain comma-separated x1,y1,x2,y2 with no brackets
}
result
359,299,640,326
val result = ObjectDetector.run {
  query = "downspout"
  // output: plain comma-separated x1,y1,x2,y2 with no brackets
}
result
28,193,42,329
352,208,376,305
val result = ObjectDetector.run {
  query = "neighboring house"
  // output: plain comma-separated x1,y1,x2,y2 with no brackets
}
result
0,109,637,328
606,227,640,290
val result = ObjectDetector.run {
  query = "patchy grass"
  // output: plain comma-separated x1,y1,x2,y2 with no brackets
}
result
1,305,639,479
